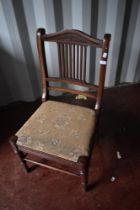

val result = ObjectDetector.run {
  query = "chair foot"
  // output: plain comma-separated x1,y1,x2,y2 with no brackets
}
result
80,170,88,192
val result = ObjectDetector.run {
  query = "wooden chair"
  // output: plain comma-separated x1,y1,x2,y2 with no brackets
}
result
9,28,111,191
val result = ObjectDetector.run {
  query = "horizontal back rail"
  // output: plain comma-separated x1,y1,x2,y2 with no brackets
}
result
46,77,98,90
48,86,97,99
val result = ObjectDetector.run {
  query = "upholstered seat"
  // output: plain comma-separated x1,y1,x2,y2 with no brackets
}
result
17,100,96,162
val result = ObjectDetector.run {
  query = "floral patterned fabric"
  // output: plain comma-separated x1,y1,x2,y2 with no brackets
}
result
16,101,96,162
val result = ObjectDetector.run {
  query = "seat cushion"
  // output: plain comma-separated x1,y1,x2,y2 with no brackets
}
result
16,101,96,162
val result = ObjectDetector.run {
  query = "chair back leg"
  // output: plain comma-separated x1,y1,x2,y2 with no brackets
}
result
79,157,88,191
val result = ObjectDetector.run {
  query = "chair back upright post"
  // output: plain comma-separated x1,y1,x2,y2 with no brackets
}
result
95,34,111,115
36,28,48,102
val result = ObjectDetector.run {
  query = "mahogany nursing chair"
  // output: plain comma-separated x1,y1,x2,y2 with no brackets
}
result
9,28,111,191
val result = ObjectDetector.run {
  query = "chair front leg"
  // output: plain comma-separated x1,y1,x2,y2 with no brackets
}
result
9,136,30,173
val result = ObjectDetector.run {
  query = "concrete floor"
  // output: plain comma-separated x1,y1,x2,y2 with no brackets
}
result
0,84,140,210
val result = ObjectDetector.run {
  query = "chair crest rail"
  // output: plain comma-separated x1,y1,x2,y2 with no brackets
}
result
41,29,103,48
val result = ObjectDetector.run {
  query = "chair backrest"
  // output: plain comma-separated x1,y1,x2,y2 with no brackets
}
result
36,28,111,113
